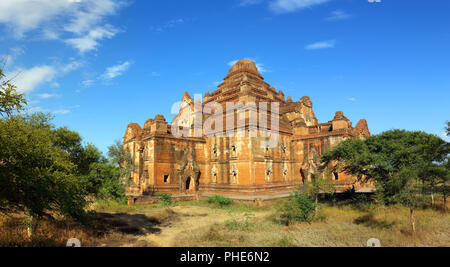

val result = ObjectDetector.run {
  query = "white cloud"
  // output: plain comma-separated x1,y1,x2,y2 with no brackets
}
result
151,18,190,33
228,60,239,67
305,40,336,50
326,10,351,21
53,109,71,115
61,60,83,73
1,46,25,66
0,0,125,53
65,25,119,53
7,60,81,93
64,0,121,35
51,82,60,88
348,97,357,102
441,133,450,142
255,63,268,73
0,0,73,38
239,0,264,7
82,79,94,87
10,65,57,93
100,61,132,80
25,103,80,115
37,93,58,99
26,106,45,114
269,0,329,14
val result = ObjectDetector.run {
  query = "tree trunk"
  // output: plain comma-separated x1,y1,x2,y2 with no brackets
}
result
26,215,38,239
315,194,319,215
410,208,416,235
444,192,447,212
430,186,434,207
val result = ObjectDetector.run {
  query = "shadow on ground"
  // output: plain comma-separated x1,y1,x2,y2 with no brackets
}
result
353,213,397,230
92,209,180,237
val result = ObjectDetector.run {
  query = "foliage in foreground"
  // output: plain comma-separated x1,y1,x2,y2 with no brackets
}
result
0,113,88,222
278,192,317,225
321,129,450,232
207,195,234,207
0,66,27,117
225,211,255,230
0,114,130,225
157,194,173,206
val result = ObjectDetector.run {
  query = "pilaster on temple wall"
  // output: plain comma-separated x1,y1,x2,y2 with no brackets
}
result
123,59,372,197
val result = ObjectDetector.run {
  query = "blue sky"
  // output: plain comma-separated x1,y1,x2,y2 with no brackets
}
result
1,0,449,153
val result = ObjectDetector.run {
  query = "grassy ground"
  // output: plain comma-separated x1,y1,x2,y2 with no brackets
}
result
1,198,448,247
172,200,449,247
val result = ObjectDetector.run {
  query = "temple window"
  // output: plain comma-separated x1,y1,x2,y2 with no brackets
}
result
283,166,288,177
266,166,273,182
164,174,170,183
230,144,237,158
281,143,287,154
230,166,238,184
212,168,218,183
333,172,339,181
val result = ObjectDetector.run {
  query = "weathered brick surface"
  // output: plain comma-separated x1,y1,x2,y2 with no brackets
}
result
123,60,372,199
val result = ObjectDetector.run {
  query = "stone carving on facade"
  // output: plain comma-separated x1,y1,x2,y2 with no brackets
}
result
123,59,372,197
265,165,273,182
211,166,218,184
211,143,218,159
281,142,288,154
283,165,289,181
177,157,200,193
230,165,238,184
300,145,322,183
264,143,271,158
230,144,237,158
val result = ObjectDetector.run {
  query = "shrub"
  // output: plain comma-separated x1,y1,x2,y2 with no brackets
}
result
207,195,233,207
351,194,372,208
202,224,224,242
279,192,317,225
157,194,173,206
224,212,255,230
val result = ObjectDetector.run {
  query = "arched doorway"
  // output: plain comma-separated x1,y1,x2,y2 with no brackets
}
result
179,170,200,194
185,176,192,191
300,168,307,184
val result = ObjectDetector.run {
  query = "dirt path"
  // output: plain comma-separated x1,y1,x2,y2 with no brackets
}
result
95,205,247,247
144,206,232,247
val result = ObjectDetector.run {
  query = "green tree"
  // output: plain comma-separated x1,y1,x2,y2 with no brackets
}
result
300,170,335,215
279,192,317,225
53,126,83,164
108,139,135,181
84,162,127,203
78,140,133,203
0,67,27,117
0,113,88,235
321,130,449,233
78,143,106,174
52,127,105,174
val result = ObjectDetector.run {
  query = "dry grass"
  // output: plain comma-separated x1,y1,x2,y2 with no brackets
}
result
1,198,448,247
0,206,173,247
173,201,450,247
0,213,96,247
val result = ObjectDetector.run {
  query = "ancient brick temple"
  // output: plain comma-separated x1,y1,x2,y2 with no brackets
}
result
124,59,371,199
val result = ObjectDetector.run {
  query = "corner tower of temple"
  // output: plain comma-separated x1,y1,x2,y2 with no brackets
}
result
124,59,372,201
